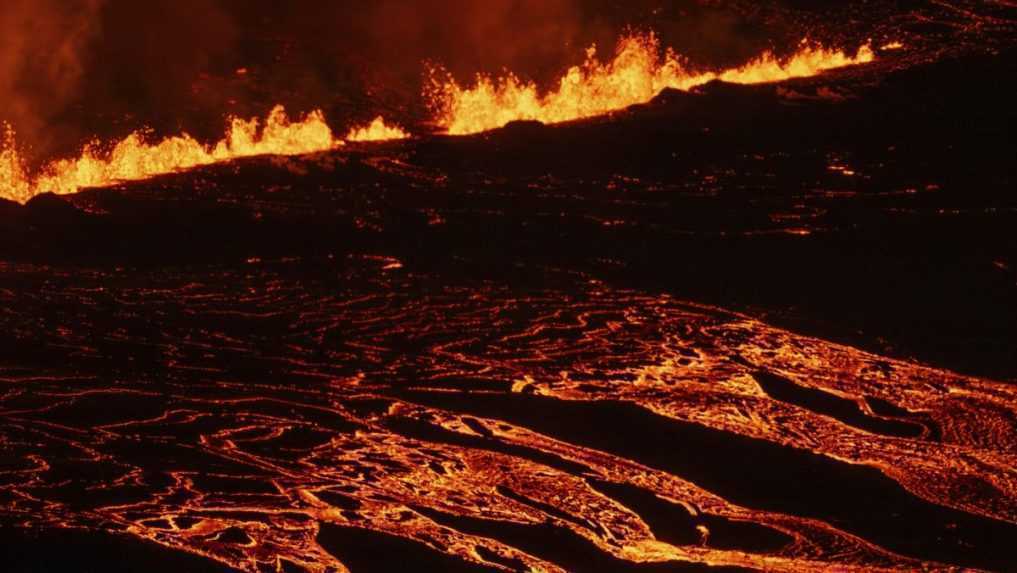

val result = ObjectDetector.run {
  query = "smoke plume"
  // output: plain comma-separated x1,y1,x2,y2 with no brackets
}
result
0,0,105,160
2,0,775,163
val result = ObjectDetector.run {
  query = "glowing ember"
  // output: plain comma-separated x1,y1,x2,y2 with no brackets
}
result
0,105,339,203
428,33,876,135
346,116,410,142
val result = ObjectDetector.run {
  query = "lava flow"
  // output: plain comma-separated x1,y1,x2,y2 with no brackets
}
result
2,2,1016,572
428,33,876,135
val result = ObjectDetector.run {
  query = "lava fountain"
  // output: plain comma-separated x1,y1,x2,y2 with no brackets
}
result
0,106,340,203
1,32,878,204
0,108,411,204
346,116,411,142
428,32,876,135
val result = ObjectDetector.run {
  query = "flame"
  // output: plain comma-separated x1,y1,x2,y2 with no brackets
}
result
0,126,31,203
428,33,876,135
0,105,340,203
346,116,410,142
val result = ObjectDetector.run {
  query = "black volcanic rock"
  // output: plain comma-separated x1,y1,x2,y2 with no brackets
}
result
1,528,235,573
24,192,86,225
500,119,547,134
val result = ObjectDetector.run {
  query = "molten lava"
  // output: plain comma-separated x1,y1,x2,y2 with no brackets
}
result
428,33,876,135
1,32,878,203
346,116,410,142
0,106,341,203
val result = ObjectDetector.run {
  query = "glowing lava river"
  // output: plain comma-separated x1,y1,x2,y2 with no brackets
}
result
1,1,1016,572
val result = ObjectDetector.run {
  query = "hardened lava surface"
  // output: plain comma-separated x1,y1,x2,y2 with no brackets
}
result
1,1,1017,572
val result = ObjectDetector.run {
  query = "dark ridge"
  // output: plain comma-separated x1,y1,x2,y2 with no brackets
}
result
495,485,600,535
215,527,253,545
877,397,943,440
866,395,916,418
865,396,942,440
383,416,594,476
414,506,749,573
188,474,280,496
316,524,498,573
100,435,282,479
280,559,310,573
24,193,89,224
0,527,237,573
500,119,547,135
26,392,171,429
313,490,362,511
586,479,701,546
0,198,20,213
473,545,529,572
586,479,793,554
461,417,495,438
394,390,1017,571
752,371,927,438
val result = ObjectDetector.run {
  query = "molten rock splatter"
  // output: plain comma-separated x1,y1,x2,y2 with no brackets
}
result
346,117,410,143
0,106,339,203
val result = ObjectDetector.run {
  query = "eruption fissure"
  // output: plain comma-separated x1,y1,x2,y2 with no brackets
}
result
0,109,409,203
428,33,876,135
1,32,878,203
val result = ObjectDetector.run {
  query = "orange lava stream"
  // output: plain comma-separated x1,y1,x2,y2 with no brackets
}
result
346,116,410,142
428,33,876,135
0,108,411,204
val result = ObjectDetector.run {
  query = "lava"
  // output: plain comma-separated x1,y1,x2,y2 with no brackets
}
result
428,33,876,135
0,105,339,203
2,259,1016,572
0,106,340,203
1,4,1013,569
346,117,410,143
0,107,417,204
0,32,878,204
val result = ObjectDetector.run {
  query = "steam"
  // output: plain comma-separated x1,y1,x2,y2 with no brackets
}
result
0,0,105,160
1,0,618,156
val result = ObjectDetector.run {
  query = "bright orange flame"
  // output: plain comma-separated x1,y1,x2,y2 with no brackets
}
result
346,116,410,142
428,33,876,135
0,105,340,203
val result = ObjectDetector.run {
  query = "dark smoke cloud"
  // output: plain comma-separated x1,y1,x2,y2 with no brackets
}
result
1,0,778,162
